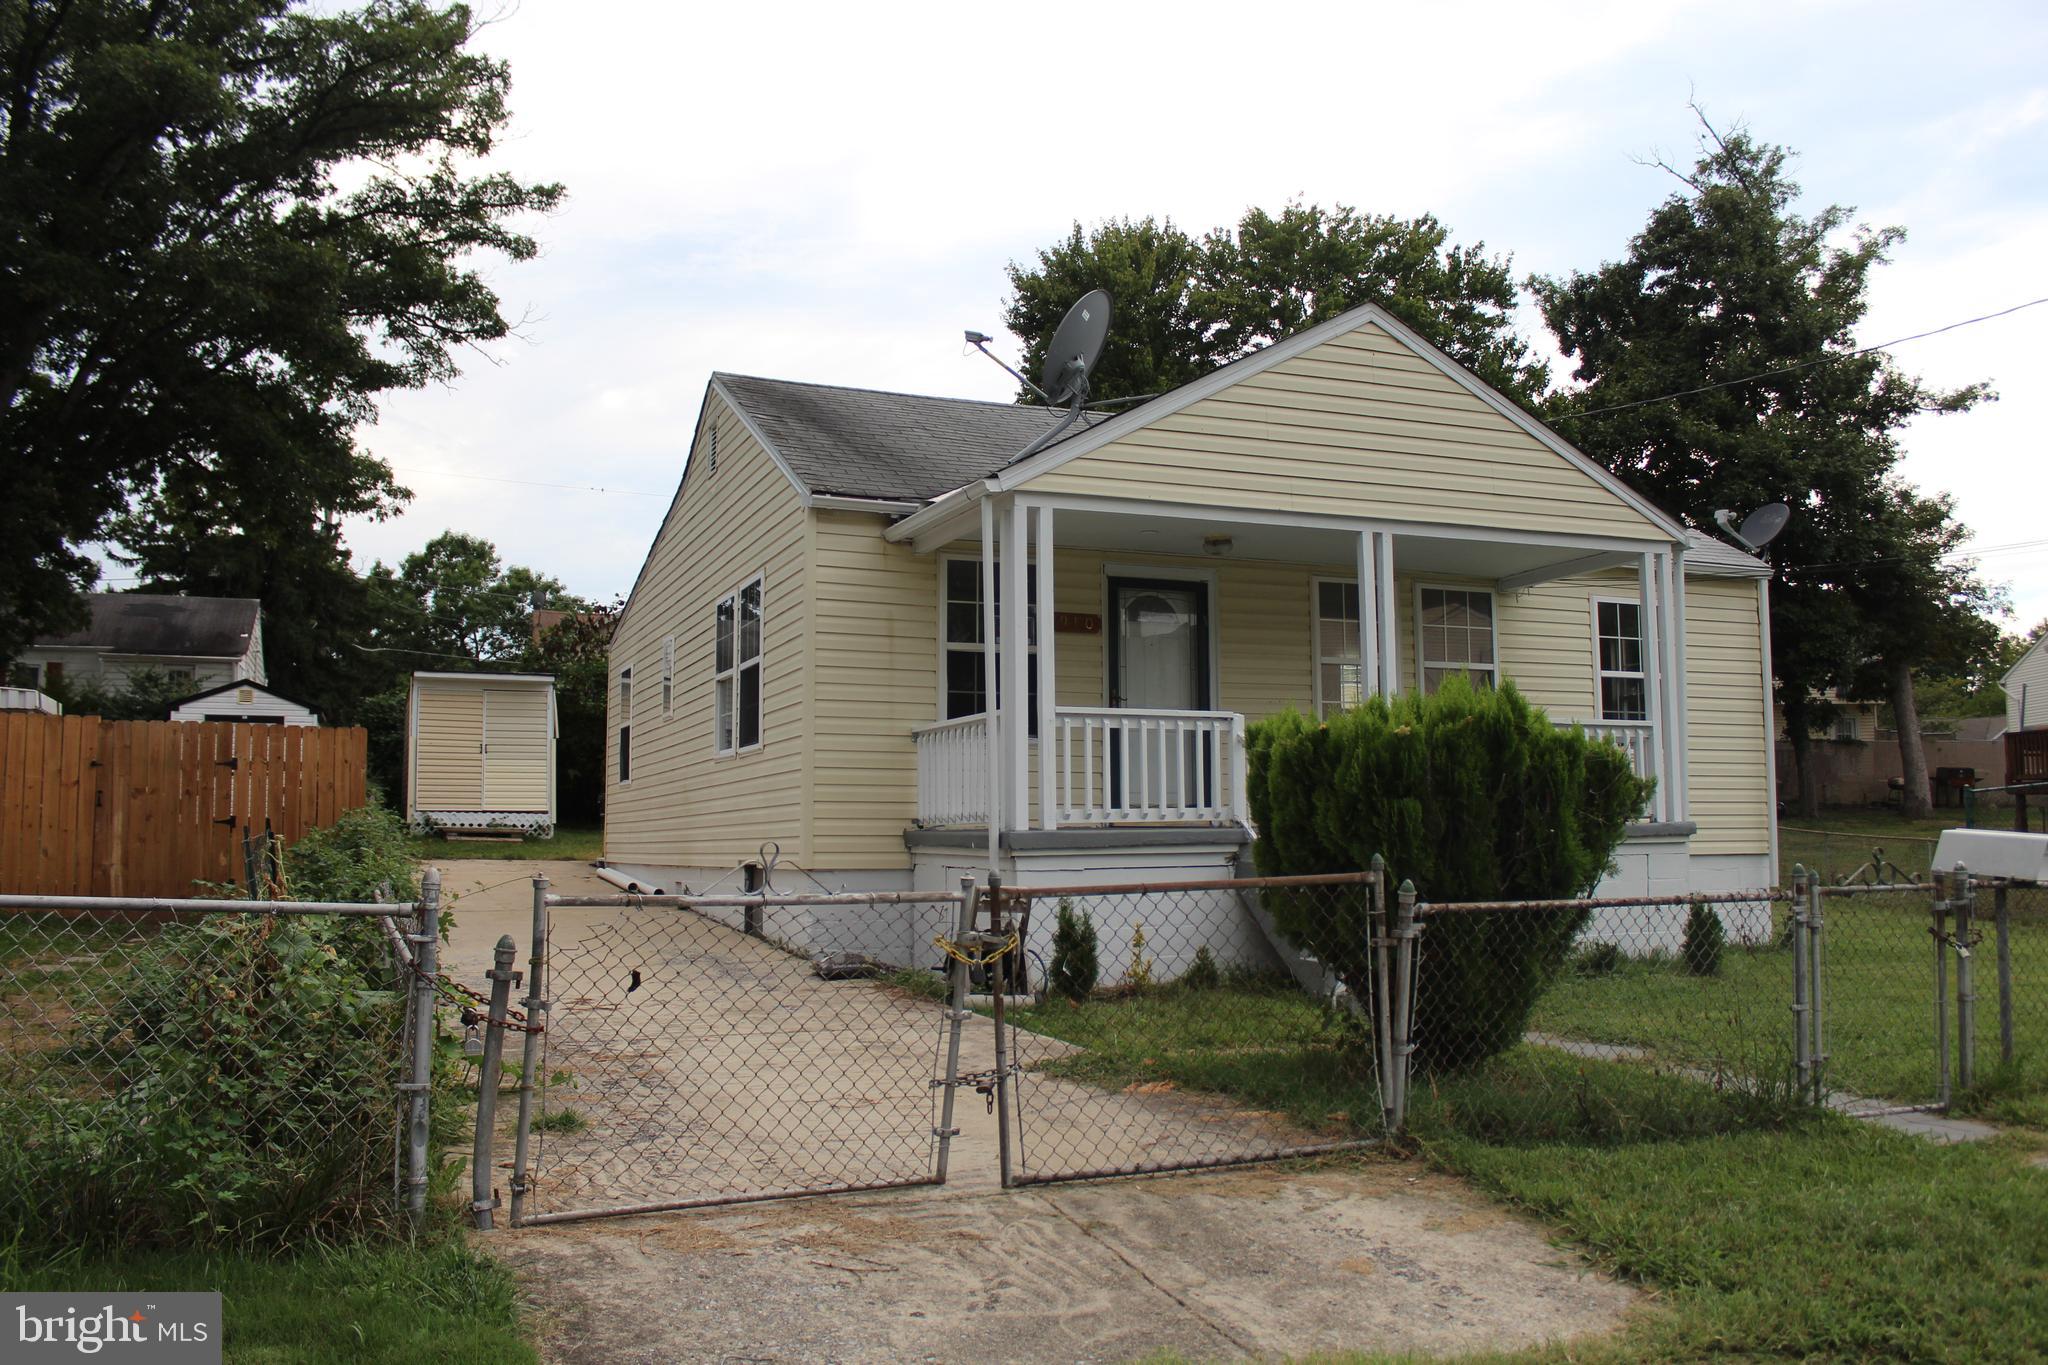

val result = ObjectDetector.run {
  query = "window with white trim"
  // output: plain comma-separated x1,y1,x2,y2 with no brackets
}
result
714,577,763,754
661,635,675,717
617,667,632,782
1416,586,1498,694
1593,598,1647,721
1313,579,1364,719
941,557,1038,733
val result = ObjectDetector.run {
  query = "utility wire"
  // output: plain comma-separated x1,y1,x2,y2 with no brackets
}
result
388,465,666,498
1551,296,2048,422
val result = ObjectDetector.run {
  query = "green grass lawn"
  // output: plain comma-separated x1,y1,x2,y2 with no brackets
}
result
1,1237,533,1364
403,826,601,862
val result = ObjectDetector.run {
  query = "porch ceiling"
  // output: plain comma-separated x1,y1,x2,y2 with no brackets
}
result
1006,506,1620,581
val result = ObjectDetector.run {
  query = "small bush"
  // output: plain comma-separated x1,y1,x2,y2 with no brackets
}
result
1124,924,1154,989
1682,901,1726,977
285,804,420,903
1574,940,1622,977
1181,945,1222,991
1047,899,1099,1002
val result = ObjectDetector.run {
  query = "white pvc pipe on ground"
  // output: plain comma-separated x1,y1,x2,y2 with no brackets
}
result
592,864,666,896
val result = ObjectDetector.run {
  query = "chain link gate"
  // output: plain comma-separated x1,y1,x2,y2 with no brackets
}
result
490,876,976,1226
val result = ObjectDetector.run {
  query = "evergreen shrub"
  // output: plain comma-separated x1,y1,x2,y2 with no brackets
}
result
1245,677,1652,1068
1047,899,1099,1002
1682,900,1727,976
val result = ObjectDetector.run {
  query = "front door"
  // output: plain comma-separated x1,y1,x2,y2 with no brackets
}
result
1107,579,1212,811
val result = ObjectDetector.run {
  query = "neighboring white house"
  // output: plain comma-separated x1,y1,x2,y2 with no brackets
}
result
601,300,1781,905
2006,632,2048,734
168,679,320,727
13,594,265,694
0,687,61,715
405,672,558,836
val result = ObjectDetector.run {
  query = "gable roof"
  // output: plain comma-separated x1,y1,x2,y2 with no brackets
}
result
713,374,1066,502
168,677,321,719
35,594,260,658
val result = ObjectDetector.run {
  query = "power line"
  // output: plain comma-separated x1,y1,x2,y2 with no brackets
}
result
389,465,667,498
1551,295,2048,422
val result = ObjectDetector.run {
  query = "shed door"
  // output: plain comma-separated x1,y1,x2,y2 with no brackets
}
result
415,687,485,809
483,688,550,812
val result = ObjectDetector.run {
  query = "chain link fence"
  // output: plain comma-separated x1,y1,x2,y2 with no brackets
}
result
0,892,423,1249
505,882,970,1225
989,874,1386,1185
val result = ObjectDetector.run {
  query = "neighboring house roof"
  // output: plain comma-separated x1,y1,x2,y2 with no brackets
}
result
1949,715,2007,743
1682,530,1772,579
713,374,1067,502
167,678,320,720
34,593,260,659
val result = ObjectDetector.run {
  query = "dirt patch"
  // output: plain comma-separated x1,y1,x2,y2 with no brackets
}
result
495,1156,1634,1363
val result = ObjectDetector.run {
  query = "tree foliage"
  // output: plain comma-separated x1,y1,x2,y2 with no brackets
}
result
1246,679,1652,1067
1532,116,1995,815
0,0,562,665
1004,202,1547,411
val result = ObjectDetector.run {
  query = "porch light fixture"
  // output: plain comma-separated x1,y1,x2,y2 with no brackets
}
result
1202,535,1233,557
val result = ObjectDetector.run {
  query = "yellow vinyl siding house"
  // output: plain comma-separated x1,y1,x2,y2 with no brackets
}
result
605,302,1778,898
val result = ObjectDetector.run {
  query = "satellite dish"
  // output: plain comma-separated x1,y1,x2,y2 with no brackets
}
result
1038,289,1112,404
1714,502,1791,554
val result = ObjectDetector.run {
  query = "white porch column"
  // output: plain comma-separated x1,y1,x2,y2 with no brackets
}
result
1356,531,1379,699
981,498,1000,870
1660,548,1687,821
1637,551,1667,822
1376,532,1399,695
1004,497,1030,834
1035,505,1058,831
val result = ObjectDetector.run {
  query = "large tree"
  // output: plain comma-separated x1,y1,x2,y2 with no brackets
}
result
1532,118,1991,816
1004,202,1548,409
0,0,562,664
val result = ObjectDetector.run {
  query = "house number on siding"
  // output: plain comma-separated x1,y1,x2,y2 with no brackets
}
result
1054,612,1101,635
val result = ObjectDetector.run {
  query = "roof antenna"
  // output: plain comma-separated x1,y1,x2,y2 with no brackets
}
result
1714,502,1791,555
966,290,1114,460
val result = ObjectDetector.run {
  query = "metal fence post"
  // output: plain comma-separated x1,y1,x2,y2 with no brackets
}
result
1789,867,1810,1098
1369,854,1394,1130
1932,868,1951,1110
1996,882,2014,1066
405,866,442,1224
988,874,1016,1188
1390,879,1419,1135
472,934,518,1229
508,872,549,1226
1955,864,1976,1094
932,876,976,1184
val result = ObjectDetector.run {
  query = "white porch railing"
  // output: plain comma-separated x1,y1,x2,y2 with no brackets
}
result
913,713,990,828
913,707,1250,829
1564,718,1663,817
1056,708,1245,825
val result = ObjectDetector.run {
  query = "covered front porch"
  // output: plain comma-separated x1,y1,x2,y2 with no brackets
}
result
895,490,1690,846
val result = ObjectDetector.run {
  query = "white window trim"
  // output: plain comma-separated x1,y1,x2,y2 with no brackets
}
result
1413,582,1502,694
617,665,633,787
1589,595,1649,723
936,552,1038,727
1311,576,1363,719
713,573,765,757
661,635,675,718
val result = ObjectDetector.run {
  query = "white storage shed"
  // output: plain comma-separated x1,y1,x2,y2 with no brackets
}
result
406,672,557,836
169,679,321,726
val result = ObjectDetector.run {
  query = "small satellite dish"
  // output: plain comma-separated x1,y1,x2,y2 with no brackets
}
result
1038,289,1112,405
1714,502,1791,554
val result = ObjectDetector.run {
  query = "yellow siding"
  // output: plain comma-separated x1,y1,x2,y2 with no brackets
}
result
606,396,809,866
1021,323,1668,541
1684,577,1771,856
413,684,482,809
483,687,550,811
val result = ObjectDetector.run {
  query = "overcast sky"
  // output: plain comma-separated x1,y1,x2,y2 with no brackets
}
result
340,0,2048,628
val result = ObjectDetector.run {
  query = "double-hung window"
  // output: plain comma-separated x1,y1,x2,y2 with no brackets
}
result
1417,586,1498,694
714,577,763,754
617,667,632,783
941,557,1038,733
1593,599,1647,721
1313,579,1364,719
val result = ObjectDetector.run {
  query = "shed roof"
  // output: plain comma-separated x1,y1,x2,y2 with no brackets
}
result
35,594,260,658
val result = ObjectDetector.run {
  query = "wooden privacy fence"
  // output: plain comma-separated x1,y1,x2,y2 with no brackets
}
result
0,714,368,897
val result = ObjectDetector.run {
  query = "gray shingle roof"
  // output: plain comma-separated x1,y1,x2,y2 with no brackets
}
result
36,594,260,657
1683,530,1772,578
716,374,1067,501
